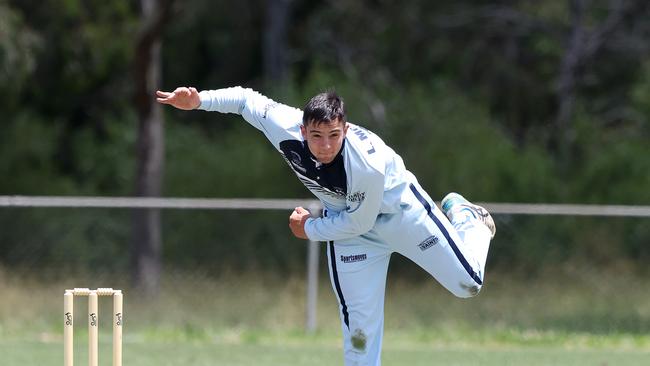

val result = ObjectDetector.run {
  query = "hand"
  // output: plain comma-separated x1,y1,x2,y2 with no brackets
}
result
289,207,311,239
156,87,201,110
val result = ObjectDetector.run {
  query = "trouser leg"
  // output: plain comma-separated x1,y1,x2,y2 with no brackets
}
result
327,239,391,366
380,183,492,298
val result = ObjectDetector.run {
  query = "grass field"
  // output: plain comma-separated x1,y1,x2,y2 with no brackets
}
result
1,266,649,365
2,329,649,366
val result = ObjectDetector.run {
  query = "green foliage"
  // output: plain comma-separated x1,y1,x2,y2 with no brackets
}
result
165,118,306,198
1,67,650,274
382,80,558,202
0,112,74,194
68,114,136,195
0,1,648,274
630,61,650,136
0,1,41,109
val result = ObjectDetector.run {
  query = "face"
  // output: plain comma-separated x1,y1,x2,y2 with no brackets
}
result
301,118,348,164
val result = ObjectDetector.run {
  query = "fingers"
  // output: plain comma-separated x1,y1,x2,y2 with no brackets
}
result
155,90,172,103
173,87,194,97
158,87,195,96
289,207,308,222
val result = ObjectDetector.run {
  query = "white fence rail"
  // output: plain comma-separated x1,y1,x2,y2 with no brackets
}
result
1,195,649,217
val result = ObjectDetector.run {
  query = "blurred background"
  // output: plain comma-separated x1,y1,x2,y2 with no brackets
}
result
1,0,649,365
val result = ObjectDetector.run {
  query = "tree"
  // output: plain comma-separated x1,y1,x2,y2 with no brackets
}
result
132,0,173,296
553,0,626,158
264,0,291,84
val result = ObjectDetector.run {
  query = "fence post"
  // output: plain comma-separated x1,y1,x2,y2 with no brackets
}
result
305,204,321,333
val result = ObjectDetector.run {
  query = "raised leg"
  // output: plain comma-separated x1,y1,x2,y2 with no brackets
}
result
383,183,492,298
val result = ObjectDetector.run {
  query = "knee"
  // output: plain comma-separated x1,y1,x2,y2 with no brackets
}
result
343,328,377,364
350,328,368,352
452,282,482,298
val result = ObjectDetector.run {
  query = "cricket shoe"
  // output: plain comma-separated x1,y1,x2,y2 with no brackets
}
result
441,193,496,238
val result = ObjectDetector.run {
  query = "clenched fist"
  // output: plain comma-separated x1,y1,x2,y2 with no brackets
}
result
289,207,311,239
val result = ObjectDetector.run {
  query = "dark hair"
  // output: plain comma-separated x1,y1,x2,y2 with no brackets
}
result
302,91,346,126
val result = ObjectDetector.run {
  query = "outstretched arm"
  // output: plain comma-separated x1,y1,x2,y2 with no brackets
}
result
157,86,303,136
156,87,200,110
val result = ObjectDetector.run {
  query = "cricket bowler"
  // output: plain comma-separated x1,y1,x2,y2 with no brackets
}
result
157,86,496,366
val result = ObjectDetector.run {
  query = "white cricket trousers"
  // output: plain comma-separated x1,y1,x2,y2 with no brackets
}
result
326,181,492,366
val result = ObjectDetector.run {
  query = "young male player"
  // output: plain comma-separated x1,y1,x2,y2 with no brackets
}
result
157,86,496,366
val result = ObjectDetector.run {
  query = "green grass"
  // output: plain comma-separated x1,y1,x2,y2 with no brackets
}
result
1,266,649,365
2,329,649,366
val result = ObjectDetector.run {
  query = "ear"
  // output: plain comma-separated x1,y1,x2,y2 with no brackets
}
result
300,124,307,139
343,122,349,136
